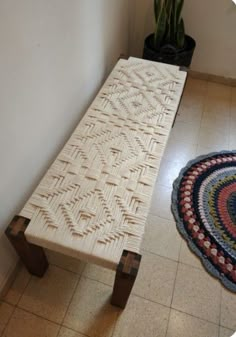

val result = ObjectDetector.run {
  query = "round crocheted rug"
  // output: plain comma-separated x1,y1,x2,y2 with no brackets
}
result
172,151,236,292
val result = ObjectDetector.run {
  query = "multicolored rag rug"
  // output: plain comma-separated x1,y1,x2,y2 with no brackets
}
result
172,151,236,292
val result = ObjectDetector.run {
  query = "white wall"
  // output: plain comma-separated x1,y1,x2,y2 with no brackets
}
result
0,0,129,292
129,0,236,79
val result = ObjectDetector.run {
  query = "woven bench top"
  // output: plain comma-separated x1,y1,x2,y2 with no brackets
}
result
20,57,187,269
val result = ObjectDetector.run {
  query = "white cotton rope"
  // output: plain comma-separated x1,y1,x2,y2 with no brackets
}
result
20,57,187,270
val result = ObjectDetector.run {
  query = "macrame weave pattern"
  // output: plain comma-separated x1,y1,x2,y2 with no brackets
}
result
20,57,187,269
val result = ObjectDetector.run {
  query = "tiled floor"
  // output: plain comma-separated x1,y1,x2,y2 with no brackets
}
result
1,78,236,337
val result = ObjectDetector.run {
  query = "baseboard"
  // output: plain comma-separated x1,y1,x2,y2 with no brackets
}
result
0,260,20,300
188,69,236,86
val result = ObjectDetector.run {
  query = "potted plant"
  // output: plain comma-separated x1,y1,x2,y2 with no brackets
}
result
143,0,196,67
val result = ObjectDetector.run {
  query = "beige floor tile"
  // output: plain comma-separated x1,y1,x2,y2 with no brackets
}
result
171,121,200,144
19,265,78,324
177,79,205,121
3,266,31,306
195,145,223,157
63,277,119,337
45,249,86,274
203,93,230,137
133,251,177,306
181,79,205,99
229,133,236,150
166,309,219,337
204,96,230,118
58,327,86,337
184,78,208,97
113,295,170,337
142,215,181,261
219,327,234,337
203,99,231,117
201,112,230,133
163,137,196,163
149,184,174,221
230,118,236,133
172,263,221,324
207,82,231,100
232,87,236,101
179,240,204,270
3,308,59,337
83,264,114,287
176,107,202,125
198,126,229,150
231,98,236,115
176,93,203,124
156,159,186,188
0,302,14,336
220,288,236,330
229,105,236,149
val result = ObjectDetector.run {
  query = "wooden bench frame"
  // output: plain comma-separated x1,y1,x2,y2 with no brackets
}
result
6,215,141,309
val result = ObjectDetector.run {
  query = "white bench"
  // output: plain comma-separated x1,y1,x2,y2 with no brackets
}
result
6,57,187,308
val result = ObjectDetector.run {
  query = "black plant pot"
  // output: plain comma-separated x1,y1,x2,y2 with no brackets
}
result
143,33,196,67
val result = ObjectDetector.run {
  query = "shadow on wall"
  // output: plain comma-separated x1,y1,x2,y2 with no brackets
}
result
0,0,129,292
129,0,154,58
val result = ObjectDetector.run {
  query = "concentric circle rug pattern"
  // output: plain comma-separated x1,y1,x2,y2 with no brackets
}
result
172,151,236,292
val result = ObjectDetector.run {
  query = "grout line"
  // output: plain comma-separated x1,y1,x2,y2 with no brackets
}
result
167,306,221,327
148,211,174,221
219,324,235,331
59,325,91,337
0,303,16,336
0,265,32,335
47,261,87,276
219,285,223,329
1,304,62,336
131,292,221,327
2,262,231,334
2,265,32,307
141,248,179,264
2,263,86,308
226,86,232,150
13,305,61,327
142,247,204,272
57,325,91,337
194,78,206,144
110,310,120,337
229,85,234,150
79,274,113,288
15,272,32,307
171,306,220,327
164,259,180,337
59,273,82,327
55,325,61,337
55,329,60,337
60,276,120,337
81,274,114,289
4,264,86,329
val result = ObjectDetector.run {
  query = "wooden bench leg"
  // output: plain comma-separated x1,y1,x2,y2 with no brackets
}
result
111,250,142,309
5,216,48,277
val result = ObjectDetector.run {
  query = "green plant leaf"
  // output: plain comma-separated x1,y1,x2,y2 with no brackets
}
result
154,0,185,49
176,18,185,48
164,0,175,45
154,0,162,22
176,0,184,24
174,0,185,47
154,2,167,49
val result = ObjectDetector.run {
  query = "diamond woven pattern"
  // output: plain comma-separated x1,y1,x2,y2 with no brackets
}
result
20,57,186,269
